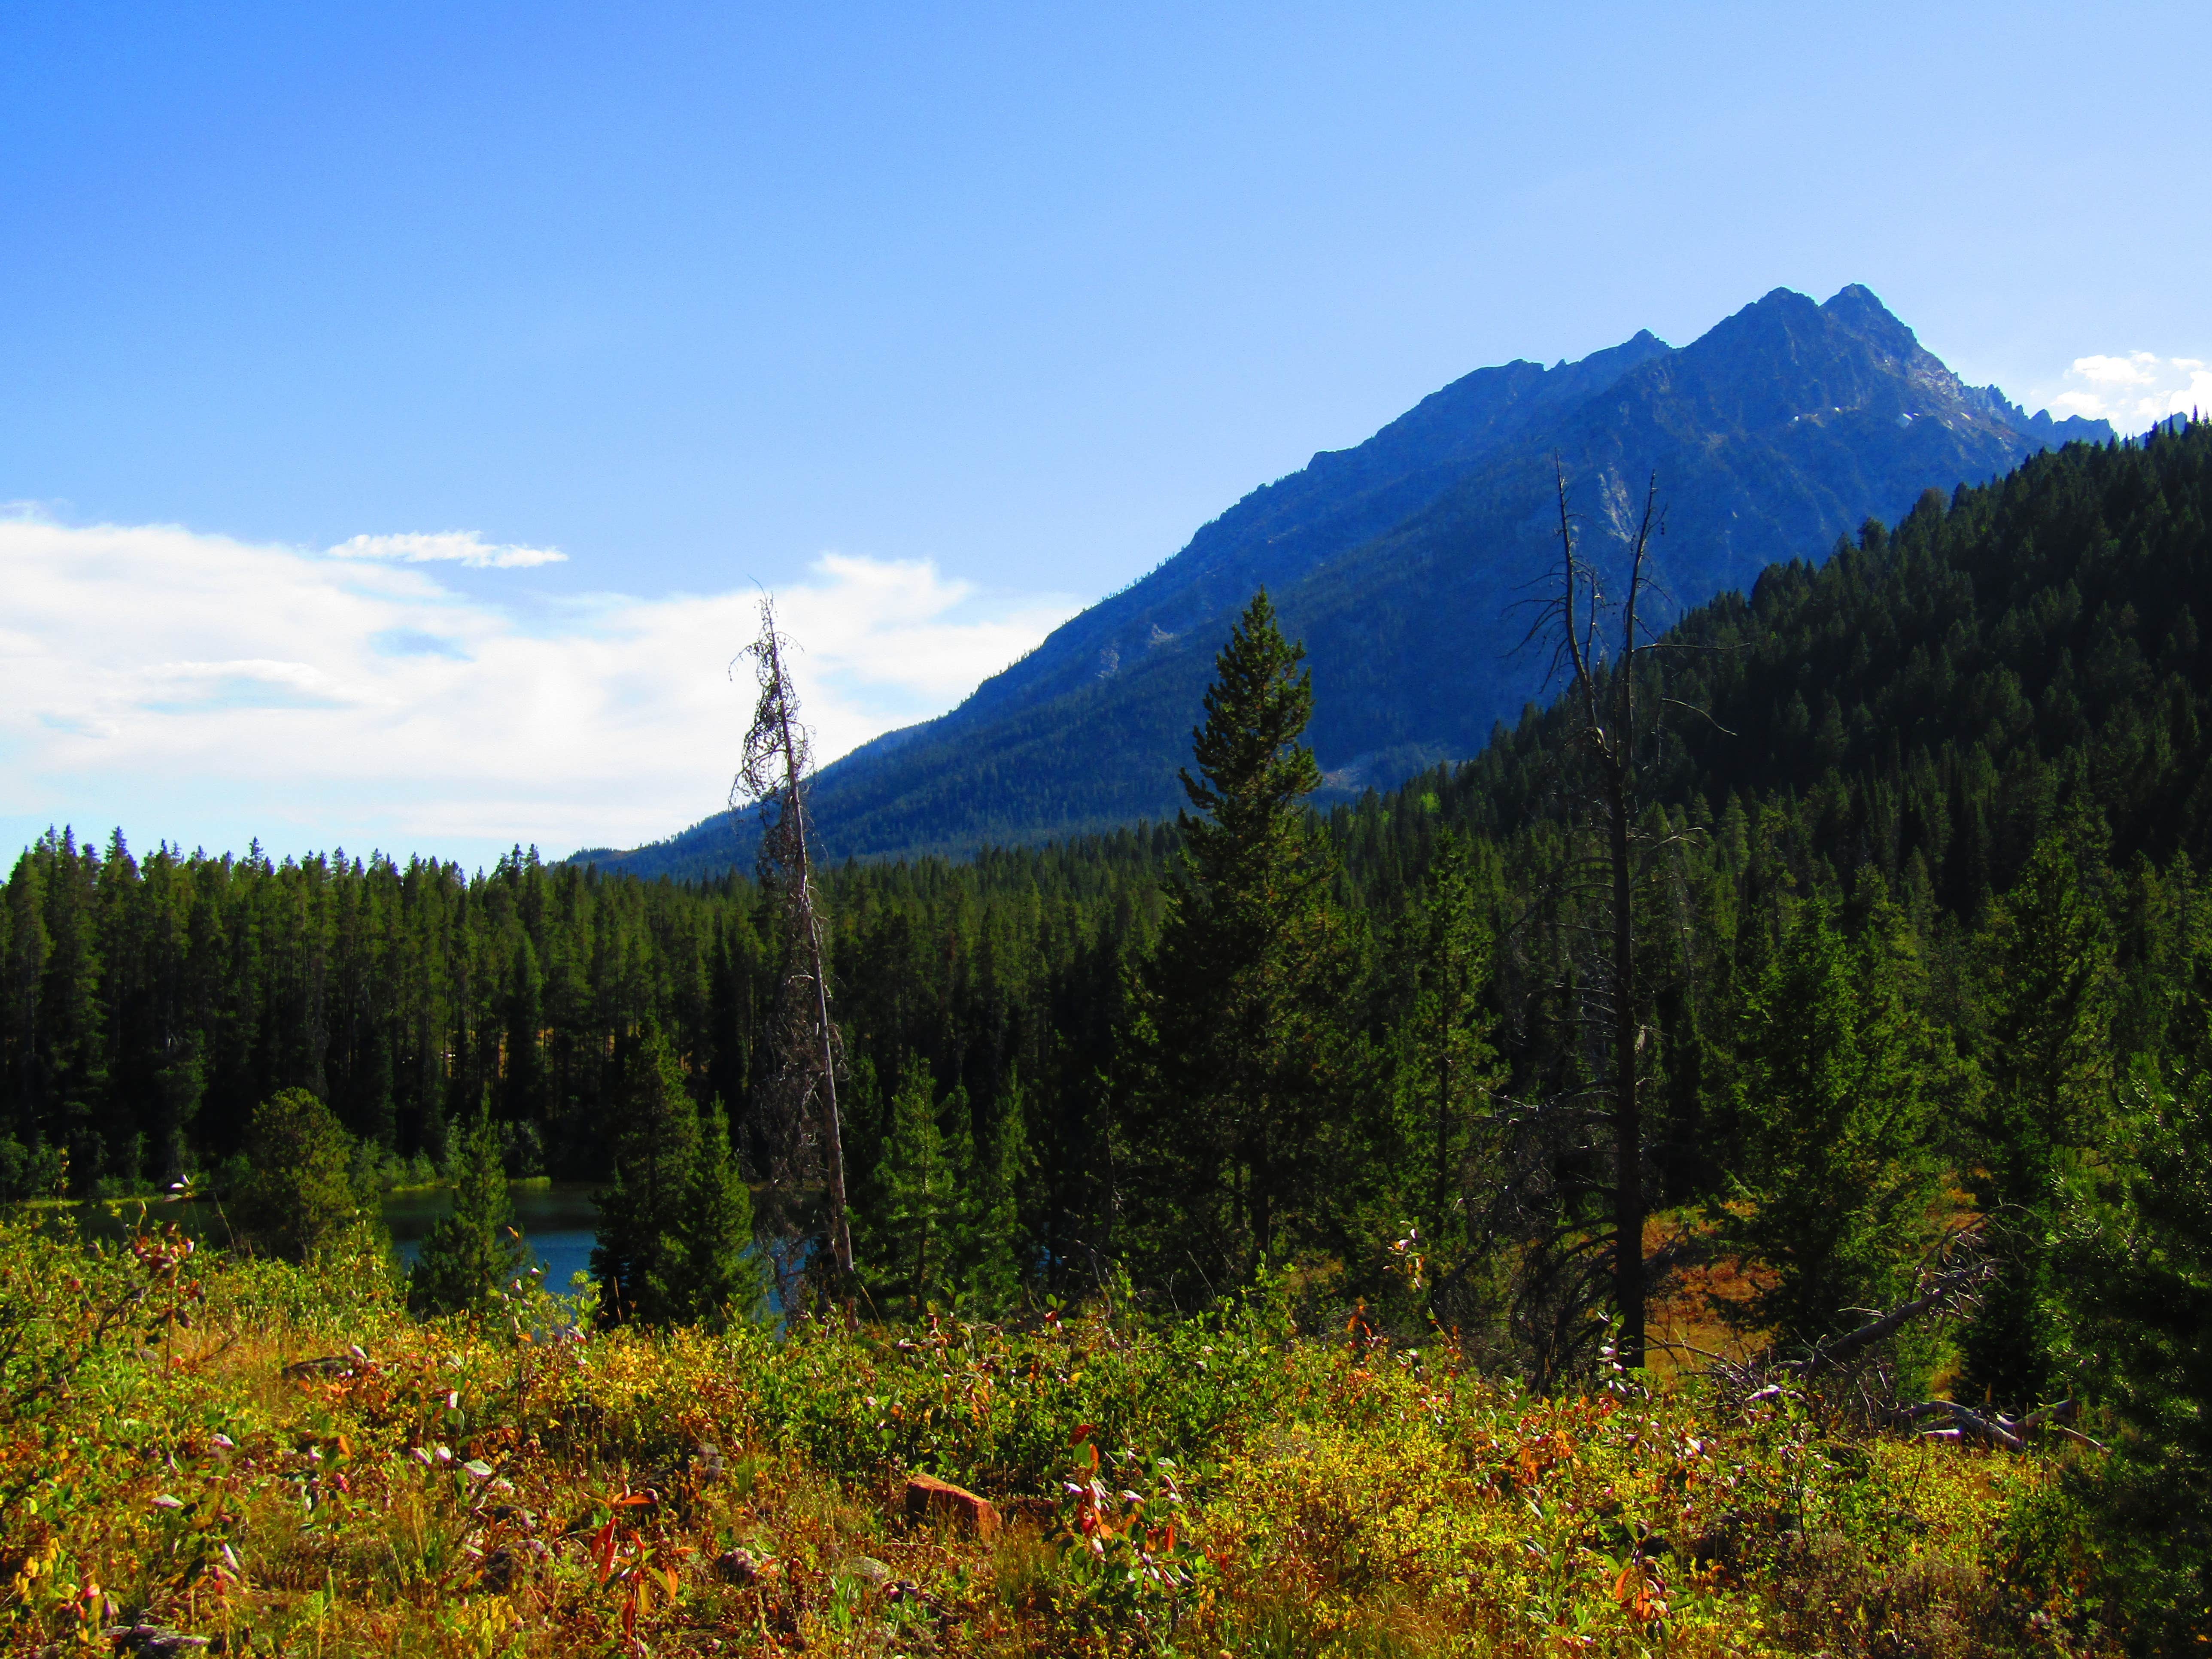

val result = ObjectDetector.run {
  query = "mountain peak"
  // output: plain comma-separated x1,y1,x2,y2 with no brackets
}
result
1821,282,1924,360
581,286,2123,876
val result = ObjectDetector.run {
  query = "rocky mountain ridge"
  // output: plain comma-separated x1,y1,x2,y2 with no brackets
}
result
578,285,2111,877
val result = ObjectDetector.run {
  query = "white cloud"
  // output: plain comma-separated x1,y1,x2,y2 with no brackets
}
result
0,517,1081,866
2035,352,2212,431
328,529,568,568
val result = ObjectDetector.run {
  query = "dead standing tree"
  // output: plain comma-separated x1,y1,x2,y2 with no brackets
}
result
732,598,855,1294
1524,458,1672,1370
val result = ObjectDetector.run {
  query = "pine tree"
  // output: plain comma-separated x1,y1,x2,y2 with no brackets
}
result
1721,888,1951,1370
865,1058,961,1313
959,1074,1033,1313
1122,589,1353,1294
676,1101,769,1327
503,935,549,1126
2060,1067,2212,1645
38,830,108,1180
590,1021,703,1327
408,1098,530,1317
1961,824,2116,1410
1389,832,1505,1260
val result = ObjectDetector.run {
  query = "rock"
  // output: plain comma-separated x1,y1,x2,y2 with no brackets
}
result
692,1440,724,1484
101,1628,211,1656
714,1547,762,1586
903,1473,1000,1537
848,1556,890,1588
477,1548,517,1592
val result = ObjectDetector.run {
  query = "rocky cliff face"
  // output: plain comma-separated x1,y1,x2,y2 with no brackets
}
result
583,286,2111,877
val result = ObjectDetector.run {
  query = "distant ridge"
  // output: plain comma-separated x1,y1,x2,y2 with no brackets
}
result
577,286,2111,879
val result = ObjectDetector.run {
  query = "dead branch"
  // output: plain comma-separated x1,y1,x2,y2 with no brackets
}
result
1786,1257,1996,1379
1893,1396,2104,1455
1689,1232,2107,1455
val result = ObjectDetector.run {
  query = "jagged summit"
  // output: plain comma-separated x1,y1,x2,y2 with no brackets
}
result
578,286,2113,877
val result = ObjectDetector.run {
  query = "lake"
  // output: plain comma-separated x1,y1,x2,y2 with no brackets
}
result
56,1179,605,1291
60,1181,802,1310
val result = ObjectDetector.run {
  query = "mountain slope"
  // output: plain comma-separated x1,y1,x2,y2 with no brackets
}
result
1398,413,2212,902
583,286,2109,877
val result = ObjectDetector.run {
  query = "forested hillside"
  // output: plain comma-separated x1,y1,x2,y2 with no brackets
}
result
584,284,2111,874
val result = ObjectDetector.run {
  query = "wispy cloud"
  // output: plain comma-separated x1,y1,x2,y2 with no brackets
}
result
2034,352,2212,432
328,530,568,568
0,517,1080,865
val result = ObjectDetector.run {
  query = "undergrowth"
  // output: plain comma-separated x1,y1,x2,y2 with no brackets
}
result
0,1216,2110,1656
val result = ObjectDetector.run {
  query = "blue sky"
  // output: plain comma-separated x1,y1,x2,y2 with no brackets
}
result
4,3,2208,866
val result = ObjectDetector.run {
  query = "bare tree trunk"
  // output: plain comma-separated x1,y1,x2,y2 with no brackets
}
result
1607,766,1644,1367
1541,460,1662,1371
764,627,854,1283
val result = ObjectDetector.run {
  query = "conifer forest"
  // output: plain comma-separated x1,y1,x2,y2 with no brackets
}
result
8,424,2212,1653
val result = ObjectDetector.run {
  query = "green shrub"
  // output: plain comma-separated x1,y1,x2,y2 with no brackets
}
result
228,1088,368,1261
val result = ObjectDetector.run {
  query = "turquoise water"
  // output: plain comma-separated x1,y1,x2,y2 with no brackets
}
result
64,1182,800,1311
56,1180,605,1290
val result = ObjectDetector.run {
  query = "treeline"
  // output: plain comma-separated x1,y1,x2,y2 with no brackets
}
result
0,824,1167,1237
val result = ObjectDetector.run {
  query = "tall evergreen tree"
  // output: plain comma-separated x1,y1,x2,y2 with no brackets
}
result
39,830,107,1179
864,1057,962,1313
503,935,550,1127
1962,823,2117,1408
677,1100,769,1327
1721,888,1952,1372
590,1021,706,1327
1387,831,1505,1258
960,1072,1034,1313
1121,589,1353,1294
2061,1066,2212,1647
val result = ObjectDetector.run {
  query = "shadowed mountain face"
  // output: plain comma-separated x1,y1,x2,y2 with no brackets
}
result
582,285,2110,878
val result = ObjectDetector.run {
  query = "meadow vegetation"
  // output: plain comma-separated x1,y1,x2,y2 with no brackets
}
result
0,1211,2112,1657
